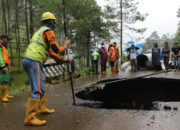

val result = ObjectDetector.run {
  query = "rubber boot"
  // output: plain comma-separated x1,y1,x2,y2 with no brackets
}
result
102,71,106,75
24,98,46,126
0,85,9,102
37,93,55,114
112,67,116,75
110,67,113,75
4,85,14,99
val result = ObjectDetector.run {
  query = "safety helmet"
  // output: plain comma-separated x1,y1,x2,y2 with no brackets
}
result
109,42,114,46
41,12,57,23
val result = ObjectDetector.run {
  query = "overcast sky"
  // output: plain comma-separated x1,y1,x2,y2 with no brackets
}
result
97,0,180,42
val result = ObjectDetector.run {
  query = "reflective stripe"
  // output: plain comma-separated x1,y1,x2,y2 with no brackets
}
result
31,28,43,44
31,28,48,51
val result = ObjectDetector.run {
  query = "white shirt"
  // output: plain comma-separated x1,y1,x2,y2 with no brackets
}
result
130,48,137,60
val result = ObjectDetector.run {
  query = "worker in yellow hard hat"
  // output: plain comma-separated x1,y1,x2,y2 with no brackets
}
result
108,42,116,75
23,12,70,126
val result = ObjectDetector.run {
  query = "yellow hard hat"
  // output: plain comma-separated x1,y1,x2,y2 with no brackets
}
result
109,42,114,46
41,12,57,22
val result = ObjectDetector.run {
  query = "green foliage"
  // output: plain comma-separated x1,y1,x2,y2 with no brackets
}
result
104,0,148,40
121,54,128,63
79,67,92,75
7,47,29,92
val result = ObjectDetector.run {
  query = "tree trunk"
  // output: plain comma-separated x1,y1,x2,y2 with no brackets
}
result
62,0,67,37
25,0,30,45
120,0,123,64
15,0,21,72
86,31,91,67
29,0,34,37
7,0,14,65
14,4,18,53
2,0,7,33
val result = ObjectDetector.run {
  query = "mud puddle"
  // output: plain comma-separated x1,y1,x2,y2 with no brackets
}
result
76,77,180,110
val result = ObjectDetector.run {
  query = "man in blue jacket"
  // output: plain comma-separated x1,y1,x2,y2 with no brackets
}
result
152,43,161,70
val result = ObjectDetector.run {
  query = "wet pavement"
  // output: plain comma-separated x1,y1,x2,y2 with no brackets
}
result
1,70,180,130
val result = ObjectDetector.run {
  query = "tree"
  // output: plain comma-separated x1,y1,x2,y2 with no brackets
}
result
2,0,7,33
175,7,180,43
104,0,148,59
25,0,30,45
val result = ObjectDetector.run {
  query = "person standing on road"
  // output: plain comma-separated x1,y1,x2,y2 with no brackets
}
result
99,43,108,74
114,42,120,73
66,49,76,75
108,42,116,75
172,42,180,72
127,44,139,72
152,43,161,70
23,12,70,126
0,34,13,102
90,44,99,74
162,42,170,71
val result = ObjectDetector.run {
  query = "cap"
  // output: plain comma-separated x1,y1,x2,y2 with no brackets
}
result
0,34,12,40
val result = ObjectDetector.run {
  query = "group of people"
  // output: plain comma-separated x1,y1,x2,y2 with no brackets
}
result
151,41,180,71
90,42,120,75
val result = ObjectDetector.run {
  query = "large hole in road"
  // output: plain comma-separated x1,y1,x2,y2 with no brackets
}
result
76,78,180,110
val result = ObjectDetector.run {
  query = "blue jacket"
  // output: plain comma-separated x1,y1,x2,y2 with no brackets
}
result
152,47,161,66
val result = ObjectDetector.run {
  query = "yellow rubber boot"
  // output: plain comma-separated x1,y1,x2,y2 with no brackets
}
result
37,93,55,114
102,71,106,75
110,67,113,75
0,85,9,102
112,67,116,74
4,85,14,99
110,67,116,75
24,98,46,126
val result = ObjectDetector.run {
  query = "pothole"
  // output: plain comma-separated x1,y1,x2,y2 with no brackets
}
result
76,78,180,110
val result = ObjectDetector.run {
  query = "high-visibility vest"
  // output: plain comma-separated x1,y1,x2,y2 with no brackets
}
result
109,47,115,61
23,26,51,64
91,48,99,60
0,43,10,70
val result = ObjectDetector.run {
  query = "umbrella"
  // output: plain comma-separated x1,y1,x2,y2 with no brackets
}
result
125,41,143,55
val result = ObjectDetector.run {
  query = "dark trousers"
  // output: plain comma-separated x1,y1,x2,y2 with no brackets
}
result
115,62,119,73
130,59,137,71
109,61,114,67
67,60,75,74
91,60,98,73
100,60,107,72
163,57,169,70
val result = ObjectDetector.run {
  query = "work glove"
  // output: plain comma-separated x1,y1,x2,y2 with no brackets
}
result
2,67,6,74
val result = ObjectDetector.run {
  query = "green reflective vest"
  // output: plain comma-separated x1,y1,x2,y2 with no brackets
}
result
23,26,50,64
91,48,99,60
